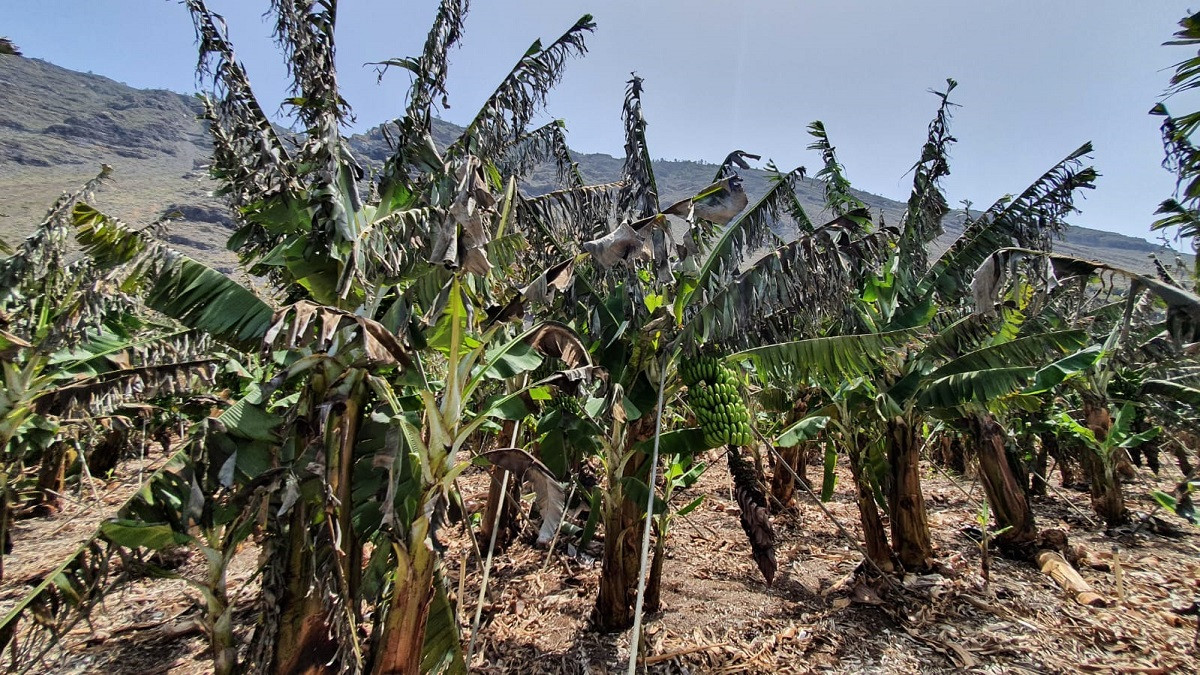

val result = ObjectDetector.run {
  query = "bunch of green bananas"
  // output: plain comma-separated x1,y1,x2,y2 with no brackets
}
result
682,356,754,447
545,394,583,418
679,354,722,388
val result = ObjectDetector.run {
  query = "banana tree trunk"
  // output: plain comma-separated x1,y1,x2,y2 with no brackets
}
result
846,440,895,574
480,465,520,550
272,503,338,674
1173,433,1195,475
205,581,237,675
969,414,1037,555
1081,397,1126,526
1030,433,1050,497
87,427,125,477
594,418,652,633
1082,450,1126,526
885,417,933,571
328,381,364,610
594,480,643,631
941,434,967,474
770,443,810,511
372,517,438,675
1042,431,1078,488
770,401,811,510
33,440,68,513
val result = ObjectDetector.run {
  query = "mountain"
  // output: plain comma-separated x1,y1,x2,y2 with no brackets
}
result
0,53,1179,276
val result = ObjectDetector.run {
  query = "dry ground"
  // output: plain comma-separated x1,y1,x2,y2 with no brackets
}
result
2,445,1198,674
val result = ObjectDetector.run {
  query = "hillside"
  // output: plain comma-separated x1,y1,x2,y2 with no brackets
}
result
0,53,1178,275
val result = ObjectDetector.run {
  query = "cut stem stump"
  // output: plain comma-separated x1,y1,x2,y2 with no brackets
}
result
1036,550,1106,607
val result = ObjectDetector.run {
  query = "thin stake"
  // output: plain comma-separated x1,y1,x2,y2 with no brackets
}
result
627,358,670,675
139,417,148,485
922,449,984,511
465,403,526,664
762,439,900,592
1028,468,1098,527
466,468,509,666
1112,544,1125,602
457,549,469,623
541,481,577,572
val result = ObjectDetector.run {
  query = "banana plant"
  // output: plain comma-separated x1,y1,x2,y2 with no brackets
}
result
754,384,822,509
363,283,603,674
18,3,604,671
974,247,1200,524
0,172,228,534
739,80,1097,572
511,69,896,629
1151,10,1200,287
0,392,259,673
1050,403,1162,526
99,413,278,675
65,208,602,673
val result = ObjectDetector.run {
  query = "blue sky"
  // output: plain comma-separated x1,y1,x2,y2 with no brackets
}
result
5,1,1199,243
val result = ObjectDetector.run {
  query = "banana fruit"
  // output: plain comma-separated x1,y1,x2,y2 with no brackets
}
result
682,355,754,447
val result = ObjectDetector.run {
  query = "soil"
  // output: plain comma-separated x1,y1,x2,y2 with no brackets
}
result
3,446,1198,674
0,452,169,618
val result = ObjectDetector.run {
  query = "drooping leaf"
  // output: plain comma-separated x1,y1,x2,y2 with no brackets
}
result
926,330,1087,380
1022,345,1103,394
74,203,275,348
729,328,917,386
918,366,1037,410
99,520,189,551
1141,378,1200,406
776,415,830,448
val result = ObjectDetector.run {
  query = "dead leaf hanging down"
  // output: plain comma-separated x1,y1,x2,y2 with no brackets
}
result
486,257,578,325
651,227,672,283
431,155,497,275
534,365,608,396
583,221,645,269
523,321,607,394
263,300,409,366
34,359,222,417
972,248,1200,341
523,257,576,306
526,321,591,368
611,383,627,424
663,175,749,226
482,448,566,546
722,150,761,172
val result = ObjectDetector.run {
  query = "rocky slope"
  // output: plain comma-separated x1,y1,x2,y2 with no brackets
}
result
0,53,1177,275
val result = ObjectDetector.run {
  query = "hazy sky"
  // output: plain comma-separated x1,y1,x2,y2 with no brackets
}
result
5,1,1199,242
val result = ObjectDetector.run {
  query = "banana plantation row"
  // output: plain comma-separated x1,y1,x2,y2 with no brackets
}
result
0,1,1197,673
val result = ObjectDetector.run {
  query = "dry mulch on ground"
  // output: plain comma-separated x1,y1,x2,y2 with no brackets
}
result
459,450,1200,674
5,447,1198,674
